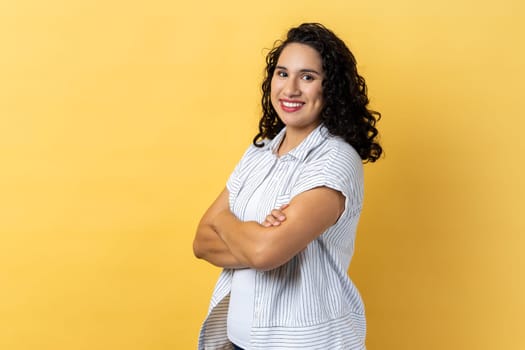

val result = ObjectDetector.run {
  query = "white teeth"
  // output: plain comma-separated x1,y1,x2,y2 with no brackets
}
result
282,101,303,108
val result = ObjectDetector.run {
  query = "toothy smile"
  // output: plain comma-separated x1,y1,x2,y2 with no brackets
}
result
279,99,305,113
281,101,304,108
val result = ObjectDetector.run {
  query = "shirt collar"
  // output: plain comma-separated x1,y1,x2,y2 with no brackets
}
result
266,124,329,161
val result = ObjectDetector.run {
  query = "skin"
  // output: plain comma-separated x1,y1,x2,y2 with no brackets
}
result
262,204,288,227
193,43,345,271
270,43,325,155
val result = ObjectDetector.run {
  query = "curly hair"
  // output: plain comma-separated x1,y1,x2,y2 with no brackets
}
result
253,23,382,163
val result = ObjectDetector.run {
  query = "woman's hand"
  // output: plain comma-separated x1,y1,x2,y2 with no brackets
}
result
262,204,289,227
213,187,344,271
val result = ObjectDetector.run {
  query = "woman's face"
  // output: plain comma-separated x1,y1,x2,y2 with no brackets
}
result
270,43,324,134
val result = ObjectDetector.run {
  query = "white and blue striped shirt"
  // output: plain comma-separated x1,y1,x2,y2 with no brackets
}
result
198,124,366,349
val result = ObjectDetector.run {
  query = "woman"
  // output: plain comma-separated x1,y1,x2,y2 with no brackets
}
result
193,23,382,350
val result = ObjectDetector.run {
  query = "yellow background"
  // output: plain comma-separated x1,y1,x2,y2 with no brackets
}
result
1,0,524,349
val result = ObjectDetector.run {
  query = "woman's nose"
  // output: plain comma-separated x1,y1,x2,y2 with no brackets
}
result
283,78,300,97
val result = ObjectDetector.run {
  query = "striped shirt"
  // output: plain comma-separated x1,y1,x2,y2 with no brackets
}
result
198,124,366,349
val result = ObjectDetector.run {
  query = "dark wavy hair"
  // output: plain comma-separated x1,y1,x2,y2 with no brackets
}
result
253,23,382,162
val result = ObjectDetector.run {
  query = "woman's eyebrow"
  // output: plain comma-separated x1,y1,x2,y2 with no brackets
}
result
275,65,322,75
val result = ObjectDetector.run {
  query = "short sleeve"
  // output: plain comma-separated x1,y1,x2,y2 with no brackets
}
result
290,142,364,214
226,144,258,196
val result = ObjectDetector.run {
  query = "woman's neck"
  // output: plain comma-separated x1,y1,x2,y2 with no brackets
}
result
277,124,319,157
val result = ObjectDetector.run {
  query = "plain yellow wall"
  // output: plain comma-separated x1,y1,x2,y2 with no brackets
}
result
1,0,524,349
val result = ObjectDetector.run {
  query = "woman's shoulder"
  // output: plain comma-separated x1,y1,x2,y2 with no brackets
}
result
235,141,271,166
243,141,269,156
321,133,362,165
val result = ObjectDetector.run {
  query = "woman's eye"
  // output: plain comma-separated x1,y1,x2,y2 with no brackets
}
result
302,74,314,81
276,71,288,78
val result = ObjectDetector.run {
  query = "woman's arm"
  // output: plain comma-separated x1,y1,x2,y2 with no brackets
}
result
193,188,247,269
212,186,345,271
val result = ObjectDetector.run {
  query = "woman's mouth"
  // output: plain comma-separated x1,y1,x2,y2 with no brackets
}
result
280,100,304,113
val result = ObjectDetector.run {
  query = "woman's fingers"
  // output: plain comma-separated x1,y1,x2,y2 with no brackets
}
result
262,215,277,227
271,209,286,221
262,206,288,227
262,213,281,227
